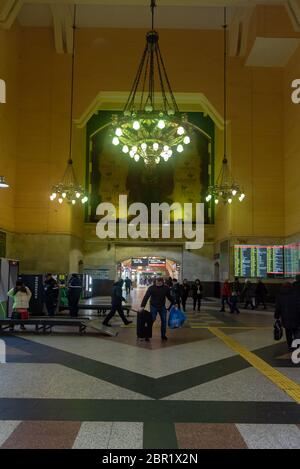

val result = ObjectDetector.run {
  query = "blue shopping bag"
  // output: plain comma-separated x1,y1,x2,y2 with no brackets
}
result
168,306,186,329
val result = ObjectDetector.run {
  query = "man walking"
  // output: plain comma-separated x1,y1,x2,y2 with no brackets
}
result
139,277,173,341
124,276,132,295
103,279,133,327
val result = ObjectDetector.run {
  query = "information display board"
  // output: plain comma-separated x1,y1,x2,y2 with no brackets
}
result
234,245,284,278
284,243,300,277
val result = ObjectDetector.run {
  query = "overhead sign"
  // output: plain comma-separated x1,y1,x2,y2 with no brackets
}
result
131,258,148,267
148,257,166,267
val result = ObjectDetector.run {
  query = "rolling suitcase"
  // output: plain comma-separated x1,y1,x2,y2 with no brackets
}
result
136,309,153,339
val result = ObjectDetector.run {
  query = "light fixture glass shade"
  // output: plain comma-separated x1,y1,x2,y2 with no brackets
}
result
205,8,245,206
111,25,191,167
0,176,9,188
206,157,245,205
50,160,88,205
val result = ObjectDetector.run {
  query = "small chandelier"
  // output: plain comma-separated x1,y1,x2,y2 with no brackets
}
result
205,8,245,205
0,175,9,188
50,5,88,206
111,0,191,167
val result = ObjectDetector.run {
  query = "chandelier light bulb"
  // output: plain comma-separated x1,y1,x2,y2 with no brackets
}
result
129,150,135,158
155,157,160,164
183,136,191,144
228,198,232,204
133,121,140,130
145,104,153,112
141,143,147,152
112,137,119,146
58,198,63,204
115,128,123,137
206,194,212,202
132,146,137,154
158,120,165,129
232,189,237,196
76,192,81,198
153,142,159,151
167,109,175,116
134,154,140,162
82,196,88,204
168,149,173,157
72,200,76,205
239,193,245,201
215,199,219,205
52,193,57,199
177,144,184,153
122,145,129,153
163,145,169,151
177,126,185,136
62,192,66,198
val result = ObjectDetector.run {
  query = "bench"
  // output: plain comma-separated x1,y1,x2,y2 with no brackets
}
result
59,303,132,316
0,317,119,337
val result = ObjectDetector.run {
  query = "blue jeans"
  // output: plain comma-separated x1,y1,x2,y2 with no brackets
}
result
150,305,167,338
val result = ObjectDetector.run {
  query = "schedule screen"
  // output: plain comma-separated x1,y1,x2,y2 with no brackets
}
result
284,243,300,277
234,245,284,278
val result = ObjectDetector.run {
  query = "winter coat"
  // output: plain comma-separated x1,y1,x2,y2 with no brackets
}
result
275,284,300,329
7,287,32,310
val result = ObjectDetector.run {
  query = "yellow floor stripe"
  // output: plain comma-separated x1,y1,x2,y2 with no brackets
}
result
191,326,272,330
208,327,300,404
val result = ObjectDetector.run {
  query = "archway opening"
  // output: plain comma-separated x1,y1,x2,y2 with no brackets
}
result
118,256,180,287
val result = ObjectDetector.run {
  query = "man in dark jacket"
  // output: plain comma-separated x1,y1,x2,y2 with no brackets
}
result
67,273,82,317
103,280,132,327
124,277,132,295
180,279,190,312
140,277,173,340
255,279,268,309
275,281,300,351
170,278,181,307
44,273,59,317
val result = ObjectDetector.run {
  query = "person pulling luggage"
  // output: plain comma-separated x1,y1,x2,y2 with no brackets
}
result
103,279,133,327
139,277,174,341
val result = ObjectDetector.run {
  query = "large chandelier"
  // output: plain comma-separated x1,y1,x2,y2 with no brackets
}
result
111,0,191,167
50,5,88,206
205,8,245,205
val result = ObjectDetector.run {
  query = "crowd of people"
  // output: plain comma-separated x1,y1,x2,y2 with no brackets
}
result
220,278,268,314
4,273,300,353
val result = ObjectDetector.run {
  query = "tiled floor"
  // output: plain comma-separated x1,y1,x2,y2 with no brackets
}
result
0,288,299,449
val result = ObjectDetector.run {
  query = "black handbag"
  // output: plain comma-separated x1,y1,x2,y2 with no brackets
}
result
274,320,283,341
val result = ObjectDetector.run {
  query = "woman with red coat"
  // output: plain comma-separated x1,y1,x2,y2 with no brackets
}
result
220,279,232,312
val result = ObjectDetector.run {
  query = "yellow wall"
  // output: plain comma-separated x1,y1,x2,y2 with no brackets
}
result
0,23,20,232
284,45,300,237
11,26,285,241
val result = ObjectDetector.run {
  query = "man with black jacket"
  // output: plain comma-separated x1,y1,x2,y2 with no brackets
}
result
103,279,132,327
44,274,59,317
67,273,82,317
139,277,173,340
275,279,300,351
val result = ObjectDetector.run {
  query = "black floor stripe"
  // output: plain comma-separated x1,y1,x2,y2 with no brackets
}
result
0,399,299,423
143,422,178,449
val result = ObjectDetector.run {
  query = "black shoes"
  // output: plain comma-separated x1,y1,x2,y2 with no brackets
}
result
161,336,168,341
102,322,111,327
124,320,133,326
